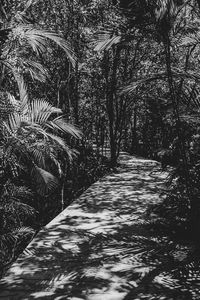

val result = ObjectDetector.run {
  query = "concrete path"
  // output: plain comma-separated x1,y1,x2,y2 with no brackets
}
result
0,153,168,300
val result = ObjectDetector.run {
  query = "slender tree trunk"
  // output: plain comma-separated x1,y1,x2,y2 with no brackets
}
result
60,163,68,211
74,61,79,125
163,33,197,227
104,47,121,166
131,107,138,153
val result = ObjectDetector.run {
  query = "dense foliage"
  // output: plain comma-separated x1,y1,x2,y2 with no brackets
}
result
2,0,200,274
0,0,111,272
94,0,200,238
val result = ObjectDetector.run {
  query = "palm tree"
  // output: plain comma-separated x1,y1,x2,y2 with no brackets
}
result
0,0,76,89
0,80,81,197
0,1,80,268
0,0,80,197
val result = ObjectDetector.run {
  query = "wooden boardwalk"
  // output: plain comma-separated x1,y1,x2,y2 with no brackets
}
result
0,153,167,300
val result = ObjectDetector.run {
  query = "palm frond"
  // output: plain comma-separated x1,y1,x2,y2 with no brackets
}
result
31,165,59,196
94,32,122,51
9,201,36,218
6,56,48,83
2,183,33,202
14,74,29,112
19,82,28,112
12,226,35,237
24,0,37,11
122,70,200,95
13,26,76,67
23,60,48,82
29,146,46,168
46,133,74,160
29,99,62,124
179,36,197,47
155,0,179,21
6,112,21,134
0,232,16,249
29,142,64,175
7,93,19,110
49,151,63,176
47,116,82,138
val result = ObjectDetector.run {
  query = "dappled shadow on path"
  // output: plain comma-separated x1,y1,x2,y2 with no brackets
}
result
0,153,200,299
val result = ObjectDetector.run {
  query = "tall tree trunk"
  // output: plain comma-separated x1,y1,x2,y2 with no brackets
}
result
131,107,138,153
73,61,79,125
104,47,120,166
163,33,196,226
109,46,121,166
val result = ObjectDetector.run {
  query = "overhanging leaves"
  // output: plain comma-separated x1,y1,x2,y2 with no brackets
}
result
12,26,76,67
122,70,200,95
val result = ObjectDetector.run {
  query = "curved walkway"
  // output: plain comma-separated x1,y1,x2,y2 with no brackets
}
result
0,153,173,299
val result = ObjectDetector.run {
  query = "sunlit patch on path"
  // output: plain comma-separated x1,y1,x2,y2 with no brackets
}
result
0,153,199,300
